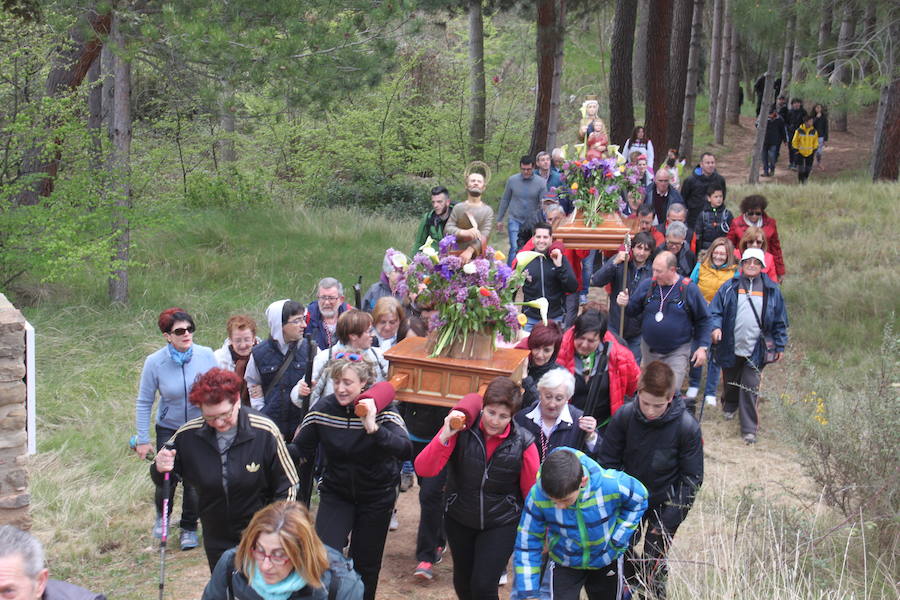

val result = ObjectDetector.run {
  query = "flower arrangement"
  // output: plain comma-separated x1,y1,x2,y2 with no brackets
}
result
405,236,545,358
559,147,642,227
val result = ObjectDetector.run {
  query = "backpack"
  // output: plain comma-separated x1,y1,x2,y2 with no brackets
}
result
227,549,363,600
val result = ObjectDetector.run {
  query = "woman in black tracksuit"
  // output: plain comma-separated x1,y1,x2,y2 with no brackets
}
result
289,356,411,600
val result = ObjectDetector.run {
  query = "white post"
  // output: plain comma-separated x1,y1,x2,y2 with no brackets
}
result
25,322,35,455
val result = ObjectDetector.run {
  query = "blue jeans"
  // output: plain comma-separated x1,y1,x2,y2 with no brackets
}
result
580,250,597,301
525,314,564,332
506,218,523,266
625,335,642,365
688,353,721,398
763,145,778,175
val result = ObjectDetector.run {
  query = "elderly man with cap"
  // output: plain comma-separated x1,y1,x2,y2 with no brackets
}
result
709,248,789,444
0,525,105,599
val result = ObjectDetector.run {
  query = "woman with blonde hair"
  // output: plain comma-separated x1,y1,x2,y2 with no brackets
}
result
734,226,778,282
202,500,363,600
687,237,738,407
371,296,408,351
290,358,411,600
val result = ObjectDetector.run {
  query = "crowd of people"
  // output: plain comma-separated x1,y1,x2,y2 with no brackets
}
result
110,139,793,600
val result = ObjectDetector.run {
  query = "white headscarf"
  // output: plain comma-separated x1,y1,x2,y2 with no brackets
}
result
265,299,291,353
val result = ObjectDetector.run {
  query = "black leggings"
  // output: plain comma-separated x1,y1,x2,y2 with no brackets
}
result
315,488,396,600
445,515,518,600
155,425,199,531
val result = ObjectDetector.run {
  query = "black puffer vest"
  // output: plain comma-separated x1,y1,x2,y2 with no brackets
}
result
445,417,534,530
251,339,309,439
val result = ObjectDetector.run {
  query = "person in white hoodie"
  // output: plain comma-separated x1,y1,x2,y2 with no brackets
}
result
244,300,313,440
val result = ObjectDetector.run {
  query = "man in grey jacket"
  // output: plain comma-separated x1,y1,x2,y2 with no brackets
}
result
497,155,547,265
0,526,106,600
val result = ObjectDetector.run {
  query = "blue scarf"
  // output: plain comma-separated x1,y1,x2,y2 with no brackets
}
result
250,566,306,600
167,344,193,366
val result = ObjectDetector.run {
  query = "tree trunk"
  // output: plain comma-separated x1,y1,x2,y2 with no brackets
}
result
780,7,795,95
726,25,740,125
713,0,731,144
633,0,650,103
829,4,855,132
707,0,723,129
645,0,674,150
679,0,704,163
816,0,833,75
468,0,486,161
101,43,115,137
108,11,131,304
609,0,638,145
666,0,694,152
218,84,236,164
546,0,566,153
870,8,899,181
861,3,877,77
749,52,779,184
529,0,558,157
14,10,110,206
87,54,103,171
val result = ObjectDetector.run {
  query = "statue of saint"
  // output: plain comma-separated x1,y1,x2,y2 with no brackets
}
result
585,119,609,161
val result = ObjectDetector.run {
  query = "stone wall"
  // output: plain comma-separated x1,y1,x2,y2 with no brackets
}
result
0,293,29,528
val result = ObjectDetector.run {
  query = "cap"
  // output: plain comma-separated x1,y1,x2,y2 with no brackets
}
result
741,247,767,267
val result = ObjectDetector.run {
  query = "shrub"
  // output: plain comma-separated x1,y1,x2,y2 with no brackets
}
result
306,170,432,219
183,167,272,210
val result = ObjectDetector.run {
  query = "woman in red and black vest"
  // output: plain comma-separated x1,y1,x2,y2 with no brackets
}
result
415,377,539,600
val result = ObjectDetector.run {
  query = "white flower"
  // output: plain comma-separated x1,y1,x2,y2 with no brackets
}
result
516,297,550,326
463,262,477,275
391,252,409,270
514,251,543,272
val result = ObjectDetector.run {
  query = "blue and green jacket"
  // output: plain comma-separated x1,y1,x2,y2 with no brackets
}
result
513,447,648,597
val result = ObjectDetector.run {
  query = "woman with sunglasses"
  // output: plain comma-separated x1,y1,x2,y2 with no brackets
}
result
735,226,778,281
153,368,299,571
203,500,364,600
296,309,389,409
727,194,785,282
290,357,411,600
134,307,217,551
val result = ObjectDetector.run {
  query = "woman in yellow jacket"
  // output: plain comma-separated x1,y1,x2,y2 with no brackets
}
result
791,115,819,184
687,237,738,408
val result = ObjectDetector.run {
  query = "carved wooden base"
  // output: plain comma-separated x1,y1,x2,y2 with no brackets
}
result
383,336,529,408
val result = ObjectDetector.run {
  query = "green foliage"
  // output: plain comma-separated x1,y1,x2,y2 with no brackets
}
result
183,167,273,210
307,170,431,219
789,70,882,115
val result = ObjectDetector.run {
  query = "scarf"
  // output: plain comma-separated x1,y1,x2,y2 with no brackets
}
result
167,344,193,366
250,566,306,600
229,345,252,405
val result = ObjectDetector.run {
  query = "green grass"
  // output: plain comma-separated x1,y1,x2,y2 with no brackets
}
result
8,180,899,598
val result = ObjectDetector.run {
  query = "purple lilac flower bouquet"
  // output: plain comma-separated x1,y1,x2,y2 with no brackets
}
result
405,235,528,357
558,146,642,227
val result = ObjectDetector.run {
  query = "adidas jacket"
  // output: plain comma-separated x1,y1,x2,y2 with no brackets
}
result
151,406,298,549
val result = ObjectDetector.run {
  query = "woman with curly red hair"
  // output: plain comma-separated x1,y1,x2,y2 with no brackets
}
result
153,368,299,571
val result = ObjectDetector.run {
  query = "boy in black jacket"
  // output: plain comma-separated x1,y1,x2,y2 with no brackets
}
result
693,182,734,253
597,361,703,600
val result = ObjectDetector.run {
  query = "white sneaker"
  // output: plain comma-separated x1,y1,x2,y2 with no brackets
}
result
685,387,699,399
498,572,508,586
389,509,399,531
704,395,717,406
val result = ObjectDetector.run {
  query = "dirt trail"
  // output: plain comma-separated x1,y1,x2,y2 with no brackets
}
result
704,107,876,185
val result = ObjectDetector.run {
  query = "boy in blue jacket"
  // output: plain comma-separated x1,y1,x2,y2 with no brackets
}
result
514,448,648,600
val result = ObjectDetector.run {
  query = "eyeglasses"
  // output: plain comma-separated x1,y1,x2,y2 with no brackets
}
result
169,326,195,336
334,351,362,361
745,210,762,217
201,404,236,422
252,547,290,566
746,239,764,246
286,317,306,326
318,295,340,302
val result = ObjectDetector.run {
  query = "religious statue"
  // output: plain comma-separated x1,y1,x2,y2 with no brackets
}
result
585,119,609,161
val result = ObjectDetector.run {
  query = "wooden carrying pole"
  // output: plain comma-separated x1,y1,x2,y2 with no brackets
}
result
619,234,631,334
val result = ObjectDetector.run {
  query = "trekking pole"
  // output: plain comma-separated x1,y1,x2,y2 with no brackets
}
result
619,234,631,335
158,443,174,600
297,332,316,506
